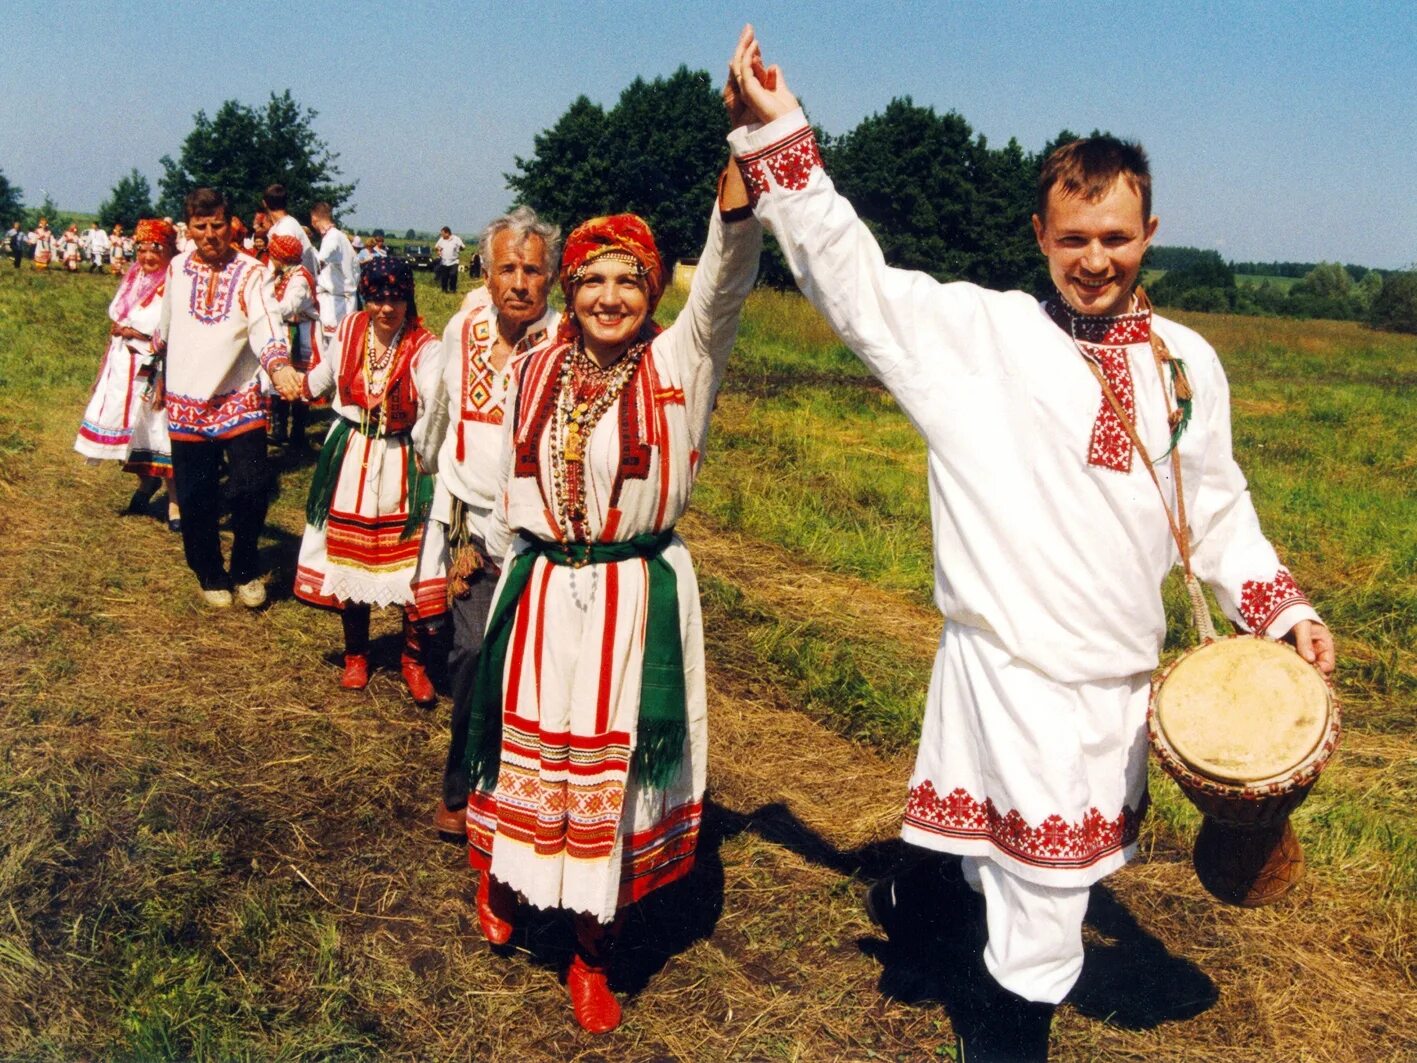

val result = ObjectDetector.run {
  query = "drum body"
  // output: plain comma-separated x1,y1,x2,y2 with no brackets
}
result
1149,635,1339,906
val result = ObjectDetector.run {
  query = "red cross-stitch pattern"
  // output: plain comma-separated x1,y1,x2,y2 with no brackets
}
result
904,780,1143,870
1239,566,1309,633
736,126,824,207
1084,344,1137,472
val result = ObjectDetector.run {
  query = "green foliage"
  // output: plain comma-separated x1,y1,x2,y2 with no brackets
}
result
1148,250,1236,311
98,169,155,230
826,98,1046,291
507,67,727,269
156,91,354,223
0,168,23,224
1371,271,1417,334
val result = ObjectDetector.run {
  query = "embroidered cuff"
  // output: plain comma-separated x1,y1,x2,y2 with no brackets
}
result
1238,566,1312,634
259,341,292,375
727,108,823,208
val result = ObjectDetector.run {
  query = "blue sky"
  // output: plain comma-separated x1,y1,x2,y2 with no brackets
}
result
5,0,1415,268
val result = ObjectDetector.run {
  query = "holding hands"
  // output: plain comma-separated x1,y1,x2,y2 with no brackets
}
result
728,24,799,126
272,365,303,402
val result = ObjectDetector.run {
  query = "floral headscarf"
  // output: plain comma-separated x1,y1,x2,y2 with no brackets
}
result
358,256,418,319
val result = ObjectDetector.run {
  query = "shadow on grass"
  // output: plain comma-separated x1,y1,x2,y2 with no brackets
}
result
712,801,1216,1034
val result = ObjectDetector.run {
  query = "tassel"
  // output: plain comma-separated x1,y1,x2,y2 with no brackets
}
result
446,544,484,605
631,719,687,790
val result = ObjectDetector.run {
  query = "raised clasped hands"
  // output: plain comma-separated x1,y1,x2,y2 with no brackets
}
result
729,24,799,126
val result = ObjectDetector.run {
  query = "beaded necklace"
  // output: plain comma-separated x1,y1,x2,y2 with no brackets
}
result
549,338,645,542
359,319,404,439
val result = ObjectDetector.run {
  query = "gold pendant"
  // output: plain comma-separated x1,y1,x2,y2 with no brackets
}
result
564,423,583,463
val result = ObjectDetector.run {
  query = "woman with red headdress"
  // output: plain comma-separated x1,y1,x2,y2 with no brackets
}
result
266,233,322,449
75,217,181,528
292,257,442,703
457,88,763,1033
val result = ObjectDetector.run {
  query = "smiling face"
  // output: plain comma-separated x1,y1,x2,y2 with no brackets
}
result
1032,178,1158,317
572,256,649,362
135,242,171,274
485,230,549,340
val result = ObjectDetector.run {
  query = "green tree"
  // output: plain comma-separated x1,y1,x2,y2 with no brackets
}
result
1370,271,1417,334
29,193,69,232
507,67,727,269
1294,262,1354,300
157,90,354,222
0,168,23,225
98,169,155,229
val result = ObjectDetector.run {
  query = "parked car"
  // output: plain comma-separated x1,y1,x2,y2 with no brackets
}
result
398,244,436,270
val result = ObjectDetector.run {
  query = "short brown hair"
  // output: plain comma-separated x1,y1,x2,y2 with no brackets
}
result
310,201,333,222
184,187,227,222
1037,136,1151,225
262,183,288,211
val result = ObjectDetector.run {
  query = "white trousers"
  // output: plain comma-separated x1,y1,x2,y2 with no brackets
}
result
962,855,1090,1004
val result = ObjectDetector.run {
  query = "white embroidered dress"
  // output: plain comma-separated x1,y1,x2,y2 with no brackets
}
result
75,269,169,468
730,112,1321,888
468,210,762,922
294,313,441,611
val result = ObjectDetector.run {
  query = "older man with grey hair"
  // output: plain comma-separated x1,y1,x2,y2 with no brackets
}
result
413,204,562,836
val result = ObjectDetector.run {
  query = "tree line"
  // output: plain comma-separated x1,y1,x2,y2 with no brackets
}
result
4,74,1414,334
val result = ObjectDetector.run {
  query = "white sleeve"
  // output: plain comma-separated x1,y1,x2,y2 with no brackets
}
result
1180,338,1321,637
728,110,990,440
302,318,342,398
651,206,761,446
411,329,450,467
481,379,517,563
246,268,291,374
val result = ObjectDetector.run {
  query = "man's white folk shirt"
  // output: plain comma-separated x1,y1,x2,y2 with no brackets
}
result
729,110,1320,887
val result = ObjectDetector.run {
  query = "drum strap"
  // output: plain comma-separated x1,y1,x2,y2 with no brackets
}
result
1077,291,1218,641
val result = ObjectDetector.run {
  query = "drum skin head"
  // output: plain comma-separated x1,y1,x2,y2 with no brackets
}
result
1154,638,1330,784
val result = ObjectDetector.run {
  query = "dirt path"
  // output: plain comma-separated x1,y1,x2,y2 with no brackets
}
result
0,410,1413,1061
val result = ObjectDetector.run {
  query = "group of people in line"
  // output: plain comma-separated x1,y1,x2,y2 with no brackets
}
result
68,27,1336,1060
7,218,135,273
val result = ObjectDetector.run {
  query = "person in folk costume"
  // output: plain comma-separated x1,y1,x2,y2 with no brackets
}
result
460,102,763,1031
291,258,442,704
266,233,322,450
108,224,127,274
264,182,320,278
725,28,1336,1060
409,206,562,839
154,186,297,610
74,217,182,529
30,218,53,270
61,224,82,271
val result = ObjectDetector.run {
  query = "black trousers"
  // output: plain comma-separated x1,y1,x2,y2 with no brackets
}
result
170,428,270,590
437,263,458,293
442,542,499,809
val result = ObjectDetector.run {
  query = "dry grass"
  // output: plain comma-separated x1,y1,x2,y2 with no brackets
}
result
1,272,1414,1060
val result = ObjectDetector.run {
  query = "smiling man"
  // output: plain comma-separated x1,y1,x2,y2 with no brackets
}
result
411,205,562,837
727,26,1334,1062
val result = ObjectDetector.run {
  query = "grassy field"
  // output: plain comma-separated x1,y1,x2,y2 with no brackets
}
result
0,263,1414,1060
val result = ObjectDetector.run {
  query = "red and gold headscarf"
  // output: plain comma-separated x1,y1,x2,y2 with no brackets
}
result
267,234,303,265
557,213,664,344
133,217,177,250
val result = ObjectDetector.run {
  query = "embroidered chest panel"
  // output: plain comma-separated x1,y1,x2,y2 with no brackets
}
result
183,256,249,326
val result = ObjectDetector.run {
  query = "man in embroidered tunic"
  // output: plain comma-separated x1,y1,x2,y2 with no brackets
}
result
412,206,561,836
155,187,296,609
727,28,1334,1060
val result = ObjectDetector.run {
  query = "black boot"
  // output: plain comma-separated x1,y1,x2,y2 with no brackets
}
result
957,976,1054,1062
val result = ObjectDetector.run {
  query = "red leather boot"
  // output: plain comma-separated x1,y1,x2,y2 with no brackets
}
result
568,913,622,1033
341,606,371,690
401,613,437,706
476,874,516,946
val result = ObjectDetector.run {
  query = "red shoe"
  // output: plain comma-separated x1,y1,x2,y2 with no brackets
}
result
567,953,621,1033
340,654,369,690
476,874,515,946
401,656,436,706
